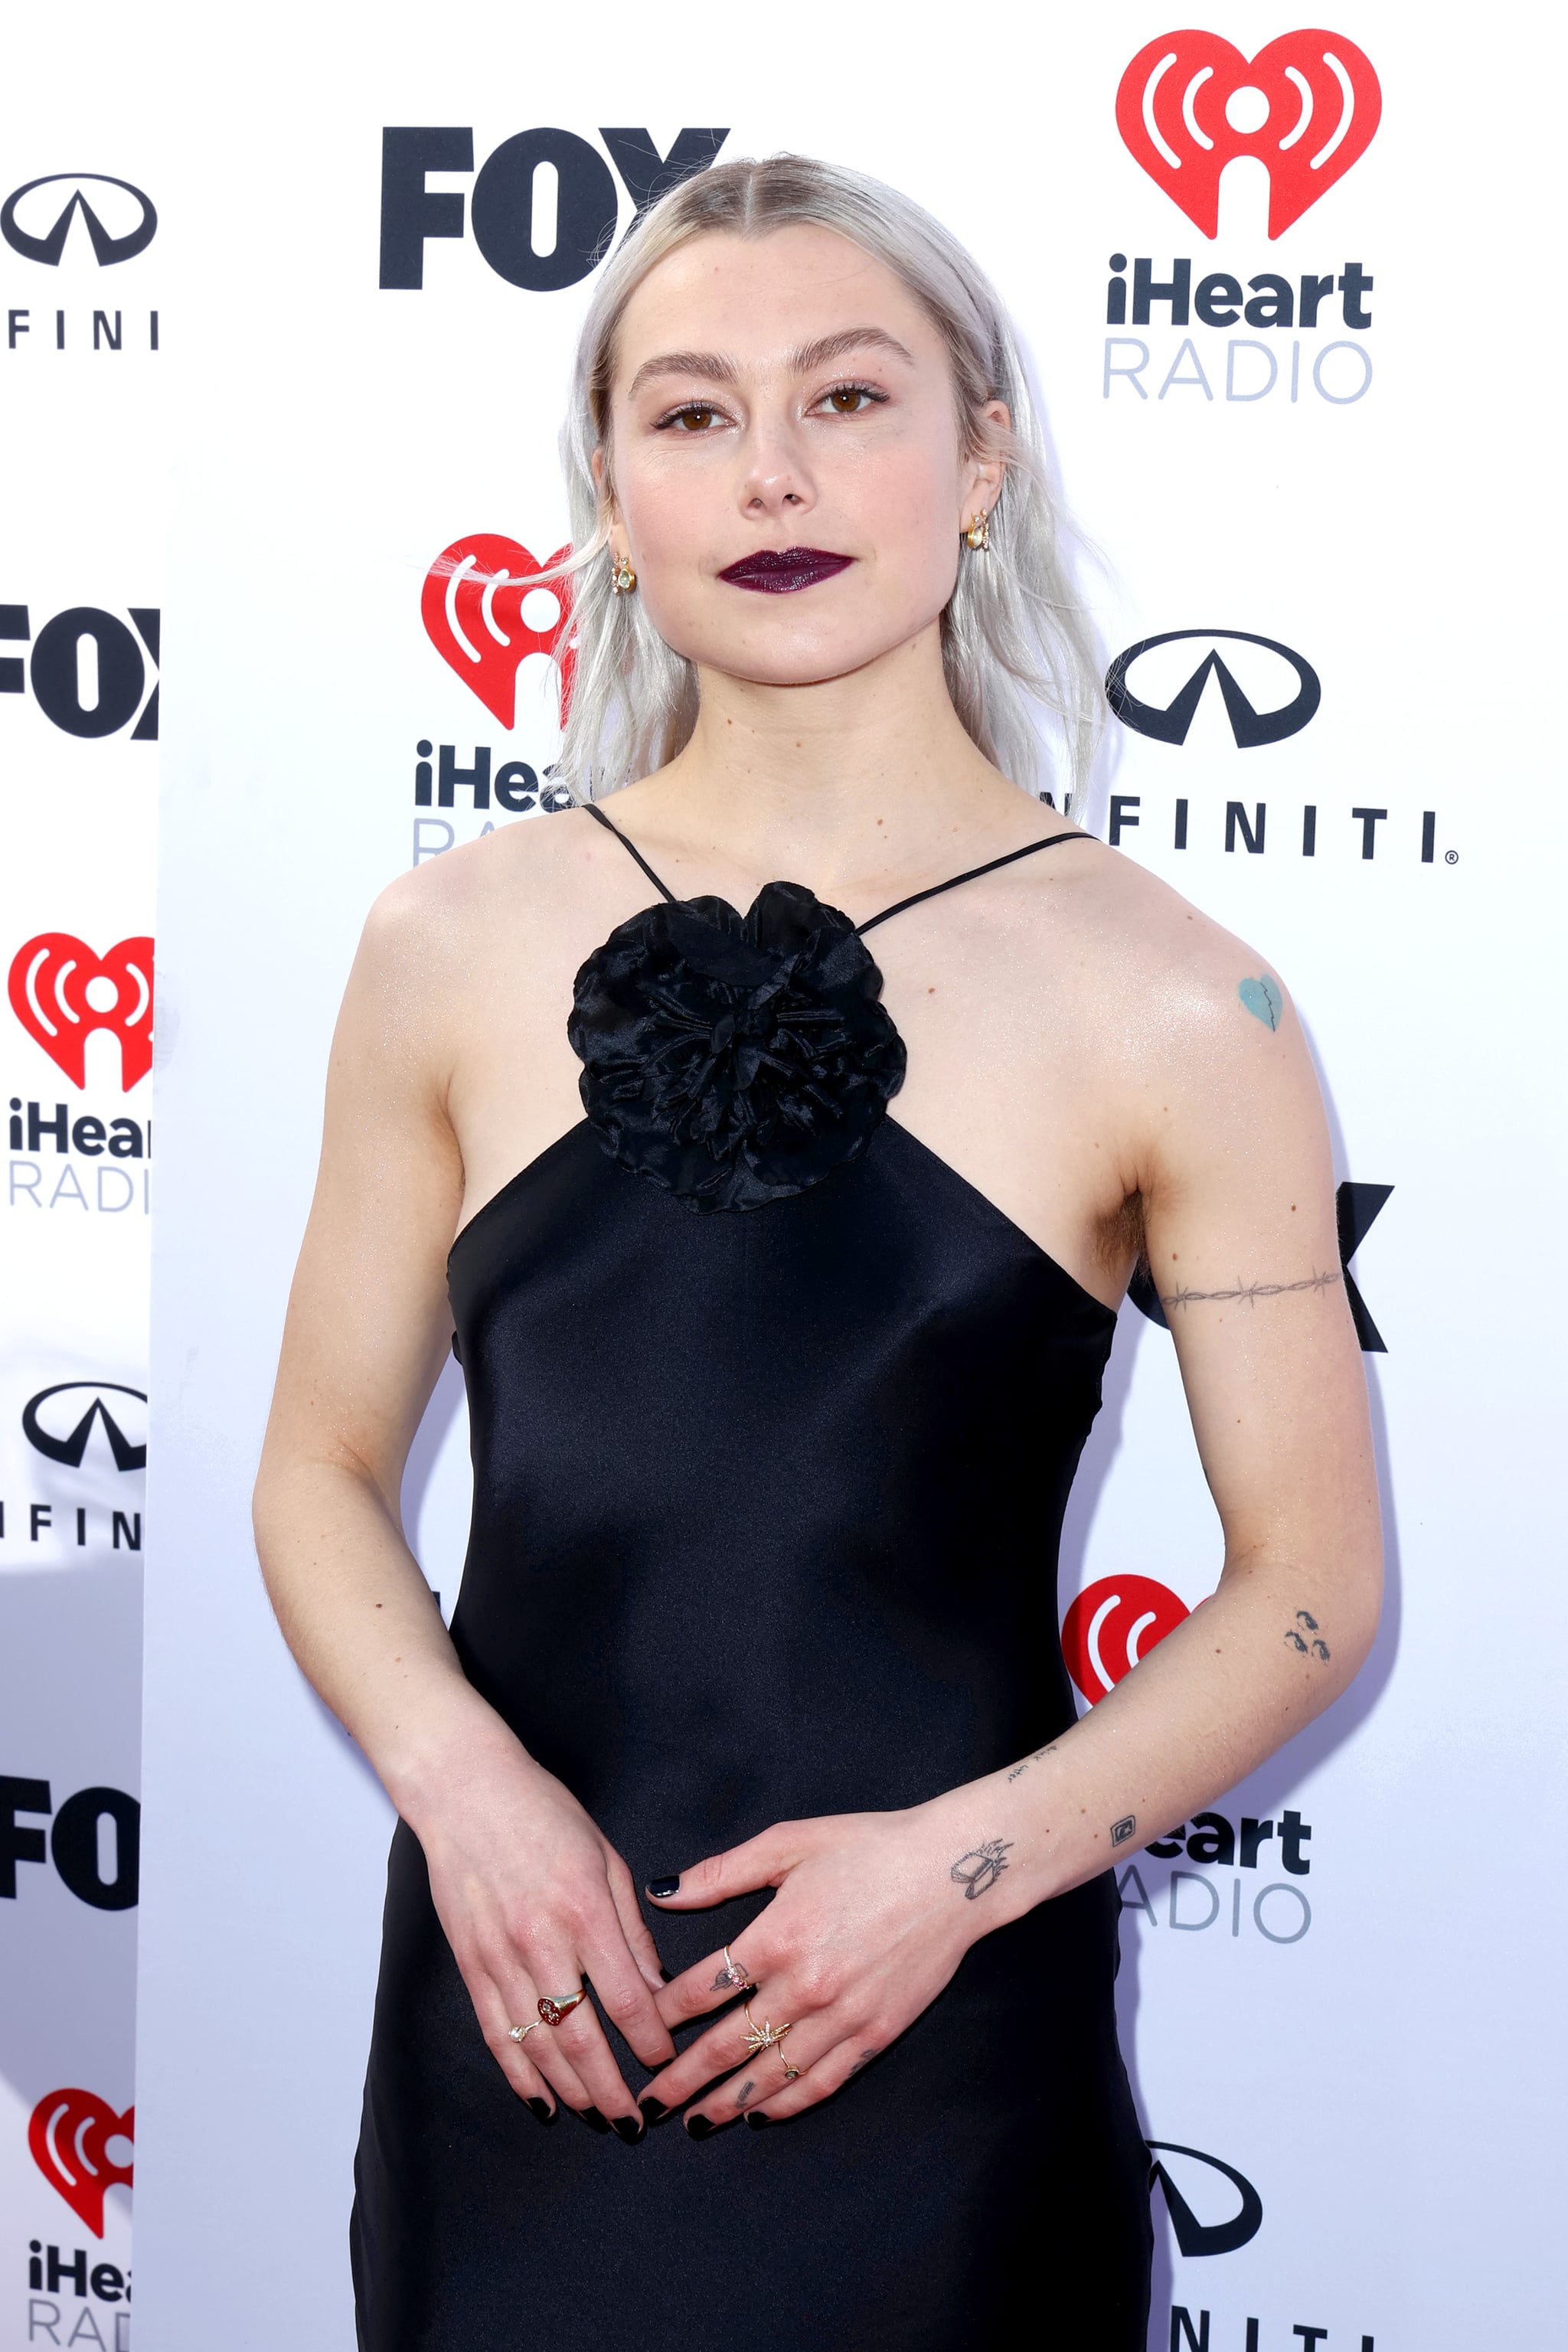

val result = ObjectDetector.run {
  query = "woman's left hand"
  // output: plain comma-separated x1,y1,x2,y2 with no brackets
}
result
638,1801,1014,2129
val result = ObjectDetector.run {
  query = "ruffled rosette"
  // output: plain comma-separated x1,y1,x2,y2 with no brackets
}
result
568,885,906,1213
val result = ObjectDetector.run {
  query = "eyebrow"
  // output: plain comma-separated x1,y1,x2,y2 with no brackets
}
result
626,325,916,399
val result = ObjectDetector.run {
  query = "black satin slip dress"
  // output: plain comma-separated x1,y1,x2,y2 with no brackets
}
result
351,805,1153,2351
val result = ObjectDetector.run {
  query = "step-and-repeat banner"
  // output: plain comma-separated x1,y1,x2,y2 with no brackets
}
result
5,8,1563,2350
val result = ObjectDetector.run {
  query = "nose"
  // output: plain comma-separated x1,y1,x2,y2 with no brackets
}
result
737,412,815,522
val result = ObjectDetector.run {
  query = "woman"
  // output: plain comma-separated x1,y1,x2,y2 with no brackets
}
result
254,155,1381,2350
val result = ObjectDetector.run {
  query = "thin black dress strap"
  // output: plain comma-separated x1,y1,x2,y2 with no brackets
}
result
583,798,678,904
854,830,1089,938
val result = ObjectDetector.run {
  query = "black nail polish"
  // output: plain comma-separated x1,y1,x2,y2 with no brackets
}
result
744,2111,775,2131
639,2096,668,2122
612,2115,644,2144
685,2115,715,2140
578,2106,611,2134
526,2099,555,2125
646,1875,680,1898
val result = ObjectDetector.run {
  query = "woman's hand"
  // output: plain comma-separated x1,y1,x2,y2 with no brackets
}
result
405,1710,678,2138
636,1801,1001,2131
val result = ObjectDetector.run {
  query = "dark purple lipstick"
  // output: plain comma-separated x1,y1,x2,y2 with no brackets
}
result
717,546,854,594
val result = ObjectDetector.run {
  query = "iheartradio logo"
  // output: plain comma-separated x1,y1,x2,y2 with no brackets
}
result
422,533,575,730
8,934,153,1090
1062,1573,1191,1704
28,2089,133,2237
1116,29,1381,238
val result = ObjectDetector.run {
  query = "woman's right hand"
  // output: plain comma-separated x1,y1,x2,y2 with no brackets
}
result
402,1705,676,2137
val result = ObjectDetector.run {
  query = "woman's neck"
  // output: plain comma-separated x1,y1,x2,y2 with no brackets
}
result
618,622,1042,903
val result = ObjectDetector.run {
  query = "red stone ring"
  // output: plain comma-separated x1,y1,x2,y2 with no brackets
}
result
537,1989,588,2027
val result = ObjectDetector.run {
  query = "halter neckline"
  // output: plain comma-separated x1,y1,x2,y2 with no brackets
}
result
580,799,1089,936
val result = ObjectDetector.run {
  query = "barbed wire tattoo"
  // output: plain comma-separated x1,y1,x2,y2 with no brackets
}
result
1160,1269,1340,1311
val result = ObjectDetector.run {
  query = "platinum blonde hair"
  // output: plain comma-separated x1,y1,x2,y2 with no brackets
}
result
547,152,1101,803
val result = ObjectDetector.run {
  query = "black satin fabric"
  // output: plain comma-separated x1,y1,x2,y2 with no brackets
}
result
351,1113,1152,2350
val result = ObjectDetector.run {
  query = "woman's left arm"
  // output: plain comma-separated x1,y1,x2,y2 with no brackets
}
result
639,957,1381,2128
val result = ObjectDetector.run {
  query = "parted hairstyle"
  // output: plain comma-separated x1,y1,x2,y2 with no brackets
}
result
545,152,1102,805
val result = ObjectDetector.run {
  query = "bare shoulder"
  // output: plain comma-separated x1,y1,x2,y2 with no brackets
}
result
1037,833,1321,1135
338,811,607,1070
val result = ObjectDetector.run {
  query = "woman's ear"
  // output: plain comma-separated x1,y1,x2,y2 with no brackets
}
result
591,445,620,525
962,399,1011,529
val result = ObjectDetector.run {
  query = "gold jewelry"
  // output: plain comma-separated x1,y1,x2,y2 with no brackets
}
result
717,1944,752,1991
610,552,636,595
781,2060,801,2082
742,1999,793,2056
964,511,991,552
538,1989,587,2026
507,2020,542,2045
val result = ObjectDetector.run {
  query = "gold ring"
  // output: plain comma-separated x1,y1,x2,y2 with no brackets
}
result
781,2058,801,2082
742,2000,792,2056
538,1990,587,2026
508,2020,541,2044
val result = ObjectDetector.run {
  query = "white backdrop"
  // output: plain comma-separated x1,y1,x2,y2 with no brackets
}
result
7,5,1563,2349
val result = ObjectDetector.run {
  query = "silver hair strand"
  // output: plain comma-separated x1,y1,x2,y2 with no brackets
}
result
537,152,1102,805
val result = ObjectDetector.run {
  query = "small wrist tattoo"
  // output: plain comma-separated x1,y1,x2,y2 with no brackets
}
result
950,1838,1013,1900
1109,1815,1137,1847
1285,1607,1331,1663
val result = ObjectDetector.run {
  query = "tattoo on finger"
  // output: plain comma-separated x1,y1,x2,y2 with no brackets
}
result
849,2049,880,2076
950,1838,1013,1900
733,2078,756,2109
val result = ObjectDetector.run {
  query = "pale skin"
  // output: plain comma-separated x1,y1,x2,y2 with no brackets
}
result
253,224,1382,2140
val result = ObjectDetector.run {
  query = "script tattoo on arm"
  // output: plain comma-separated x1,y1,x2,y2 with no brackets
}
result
1109,1815,1137,1847
1007,1741,1057,1783
950,1838,1013,1900
1161,1269,1339,1312
1284,1607,1331,1663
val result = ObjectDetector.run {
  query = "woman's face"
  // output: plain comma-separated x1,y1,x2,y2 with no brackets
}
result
600,224,1004,689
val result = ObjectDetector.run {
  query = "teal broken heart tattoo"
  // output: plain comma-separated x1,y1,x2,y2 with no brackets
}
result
1238,975,1284,1030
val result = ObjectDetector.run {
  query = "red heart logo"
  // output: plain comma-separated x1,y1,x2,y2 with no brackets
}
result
8,933,155,1091
421,533,576,730
28,2089,134,2238
1116,28,1382,238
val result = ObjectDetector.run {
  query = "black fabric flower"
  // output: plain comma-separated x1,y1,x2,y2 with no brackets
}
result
568,885,906,1213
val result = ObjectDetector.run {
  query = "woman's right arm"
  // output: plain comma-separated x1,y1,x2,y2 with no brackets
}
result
252,874,673,2136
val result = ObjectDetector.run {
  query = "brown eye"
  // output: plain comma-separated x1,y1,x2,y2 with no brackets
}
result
828,387,865,413
677,404,715,431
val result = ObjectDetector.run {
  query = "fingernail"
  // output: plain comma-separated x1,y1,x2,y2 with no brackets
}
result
639,2096,668,2122
526,2099,555,2125
685,2115,715,2140
646,1875,680,1898
577,2106,611,2135
612,2115,644,2144
745,2112,775,2131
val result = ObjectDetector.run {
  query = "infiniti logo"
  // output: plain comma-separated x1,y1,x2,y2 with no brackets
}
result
1148,2141,1263,2256
1105,629,1320,748
22,1382,146,1472
1,173,157,266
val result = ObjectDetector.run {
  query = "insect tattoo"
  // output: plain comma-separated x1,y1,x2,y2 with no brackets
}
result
950,1838,1014,1900
1109,1815,1137,1847
1007,1742,1057,1783
1285,1608,1331,1663
1160,1269,1339,1312
712,1959,750,1991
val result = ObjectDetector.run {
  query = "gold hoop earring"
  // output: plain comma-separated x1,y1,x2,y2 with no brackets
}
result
963,511,991,554
610,552,637,596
